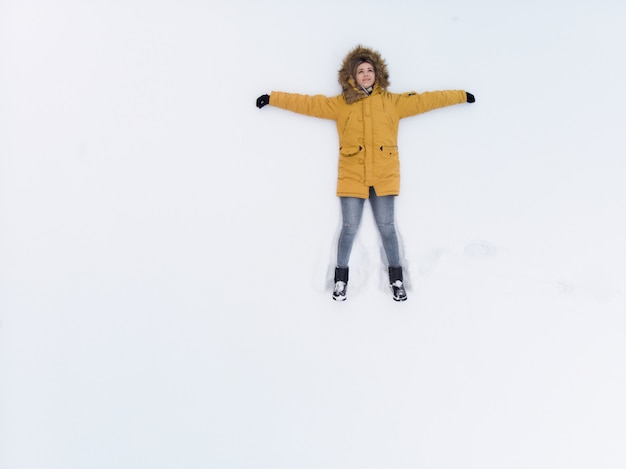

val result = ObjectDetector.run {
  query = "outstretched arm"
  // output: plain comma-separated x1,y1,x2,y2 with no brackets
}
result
255,91,339,120
395,90,474,118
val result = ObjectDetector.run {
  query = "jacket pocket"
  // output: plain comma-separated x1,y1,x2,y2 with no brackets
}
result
340,113,354,138
379,145,398,157
376,146,400,178
340,146,363,157
338,146,364,182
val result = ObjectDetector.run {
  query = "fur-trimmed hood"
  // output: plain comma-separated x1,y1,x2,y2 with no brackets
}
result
338,45,390,104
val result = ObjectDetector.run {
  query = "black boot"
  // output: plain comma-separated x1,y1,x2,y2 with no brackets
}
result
332,267,349,301
388,266,407,302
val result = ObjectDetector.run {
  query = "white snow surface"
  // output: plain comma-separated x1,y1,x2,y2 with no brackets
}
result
1,1,626,468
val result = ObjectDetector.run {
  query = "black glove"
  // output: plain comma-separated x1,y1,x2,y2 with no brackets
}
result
256,94,270,108
466,92,475,103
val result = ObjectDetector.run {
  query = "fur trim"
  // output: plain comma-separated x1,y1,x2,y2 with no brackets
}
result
338,45,390,104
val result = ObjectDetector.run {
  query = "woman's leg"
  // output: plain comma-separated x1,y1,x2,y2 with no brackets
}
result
336,196,366,268
370,188,407,300
368,187,401,267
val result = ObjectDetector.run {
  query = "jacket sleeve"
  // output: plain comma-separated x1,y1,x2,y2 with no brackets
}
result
269,91,340,120
394,90,467,119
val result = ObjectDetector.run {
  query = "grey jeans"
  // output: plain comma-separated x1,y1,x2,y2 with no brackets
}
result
337,187,401,268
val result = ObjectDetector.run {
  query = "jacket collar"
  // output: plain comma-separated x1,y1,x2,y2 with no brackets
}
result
343,84,381,104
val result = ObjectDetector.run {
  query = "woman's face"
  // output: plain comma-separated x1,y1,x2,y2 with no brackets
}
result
355,62,375,88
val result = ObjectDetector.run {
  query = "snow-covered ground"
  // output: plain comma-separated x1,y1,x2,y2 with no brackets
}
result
1,1,625,468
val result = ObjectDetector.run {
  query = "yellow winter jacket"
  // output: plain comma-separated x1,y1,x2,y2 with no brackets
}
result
269,86,467,198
